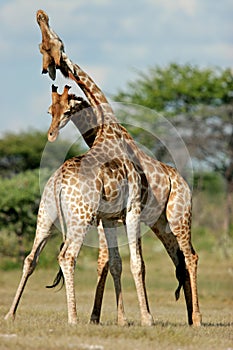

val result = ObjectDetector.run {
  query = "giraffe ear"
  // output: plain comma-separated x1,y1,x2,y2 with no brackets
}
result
61,85,71,102
52,84,58,92
51,85,60,104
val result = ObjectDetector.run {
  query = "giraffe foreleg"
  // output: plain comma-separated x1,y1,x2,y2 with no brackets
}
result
126,210,154,326
90,222,109,324
102,220,127,326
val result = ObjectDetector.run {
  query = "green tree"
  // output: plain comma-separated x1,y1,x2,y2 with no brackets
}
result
116,63,232,114
0,170,41,261
0,130,82,178
0,130,85,264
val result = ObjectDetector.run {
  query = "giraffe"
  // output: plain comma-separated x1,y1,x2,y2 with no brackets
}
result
36,9,202,326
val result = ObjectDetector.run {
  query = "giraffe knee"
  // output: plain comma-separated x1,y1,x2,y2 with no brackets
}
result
97,247,109,276
97,260,109,277
185,251,199,271
23,254,36,276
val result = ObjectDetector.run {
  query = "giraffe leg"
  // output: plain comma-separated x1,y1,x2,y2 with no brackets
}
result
166,205,202,326
58,241,77,325
5,200,54,320
126,211,154,326
102,220,127,326
58,225,87,325
90,222,109,324
176,240,201,326
151,214,183,298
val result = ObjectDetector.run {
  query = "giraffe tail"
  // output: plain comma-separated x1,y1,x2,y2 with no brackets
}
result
175,249,186,301
46,243,65,290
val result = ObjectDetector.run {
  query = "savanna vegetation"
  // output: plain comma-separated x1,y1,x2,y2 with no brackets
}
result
0,237,232,349
0,64,232,349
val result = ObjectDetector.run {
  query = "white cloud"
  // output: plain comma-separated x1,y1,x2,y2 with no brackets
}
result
145,0,197,16
0,0,81,36
177,0,197,16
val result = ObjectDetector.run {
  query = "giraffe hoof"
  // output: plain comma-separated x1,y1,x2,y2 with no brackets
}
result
141,314,154,326
192,313,202,327
89,316,100,324
117,317,128,327
4,312,15,321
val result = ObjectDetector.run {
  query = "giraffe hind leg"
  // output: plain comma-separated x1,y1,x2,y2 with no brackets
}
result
151,215,186,302
58,240,78,325
4,182,57,321
4,235,50,321
166,214,202,326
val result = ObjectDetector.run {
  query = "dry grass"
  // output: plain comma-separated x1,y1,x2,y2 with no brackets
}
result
0,236,232,350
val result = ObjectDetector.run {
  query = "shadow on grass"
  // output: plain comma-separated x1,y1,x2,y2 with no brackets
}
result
202,322,232,327
117,320,233,328
155,321,233,328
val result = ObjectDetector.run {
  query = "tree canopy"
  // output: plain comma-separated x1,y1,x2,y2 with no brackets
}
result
0,130,82,261
115,63,233,239
0,130,81,178
116,63,233,114
114,64,233,175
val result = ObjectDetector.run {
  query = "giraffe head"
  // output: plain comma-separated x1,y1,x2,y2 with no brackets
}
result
36,9,64,80
47,85,94,143
36,9,49,26
47,85,74,142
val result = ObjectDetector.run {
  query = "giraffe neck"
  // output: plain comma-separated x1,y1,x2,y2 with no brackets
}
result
39,20,51,50
69,95,147,172
69,98,98,148
69,96,124,149
61,52,119,131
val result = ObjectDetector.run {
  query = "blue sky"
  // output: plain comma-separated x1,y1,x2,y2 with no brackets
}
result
0,0,232,135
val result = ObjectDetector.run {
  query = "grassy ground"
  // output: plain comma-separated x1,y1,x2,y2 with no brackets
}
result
0,233,232,350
